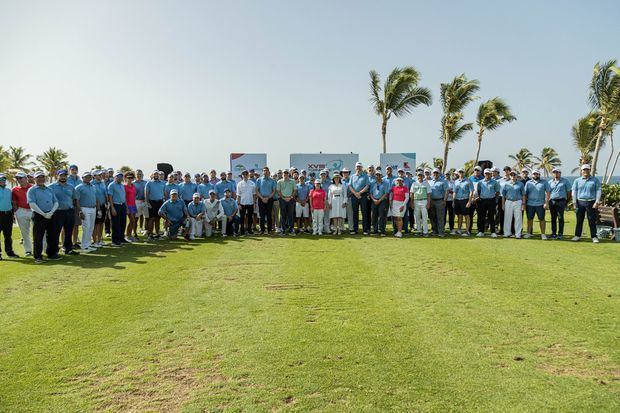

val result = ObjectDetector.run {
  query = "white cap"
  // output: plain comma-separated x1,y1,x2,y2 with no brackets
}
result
193,193,201,198
314,179,321,184
531,169,541,174
552,167,561,173
432,168,440,173
15,172,27,178
474,166,482,171
581,164,591,170
355,162,363,167
34,171,45,178
170,189,178,194
483,168,492,174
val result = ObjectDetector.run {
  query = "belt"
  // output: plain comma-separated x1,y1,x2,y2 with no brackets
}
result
551,198,566,201
578,199,595,202
0,210,12,214
431,198,444,201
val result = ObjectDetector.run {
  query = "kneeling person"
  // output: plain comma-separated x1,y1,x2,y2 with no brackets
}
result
158,189,188,240
187,193,207,239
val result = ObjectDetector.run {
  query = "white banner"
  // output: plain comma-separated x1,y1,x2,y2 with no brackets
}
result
230,153,267,174
379,153,416,172
290,153,359,175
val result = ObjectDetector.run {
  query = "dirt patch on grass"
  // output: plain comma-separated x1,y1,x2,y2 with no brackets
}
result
536,343,620,381
265,283,311,291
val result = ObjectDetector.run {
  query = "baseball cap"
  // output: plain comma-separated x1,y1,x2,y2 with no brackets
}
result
531,169,541,175
170,189,178,195
483,168,492,174
81,171,92,178
474,166,482,171
503,166,512,171
57,169,68,175
521,168,529,173
69,164,78,169
375,171,382,175
192,193,201,198
15,172,27,178
208,190,216,195
397,168,404,173
552,167,561,173
0,173,6,180
115,171,123,177
341,168,350,173
395,176,403,181
34,171,45,178
457,168,465,173
416,171,424,176
581,164,591,170
432,168,440,173
355,162,363,167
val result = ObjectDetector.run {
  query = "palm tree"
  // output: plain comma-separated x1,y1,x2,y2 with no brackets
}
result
474,97,516,165
535,147,562,177
571,113,600,172
36,147,68,181
7,146,33,172
418,161,430,171
433,157,444,171
588,60,620,175
369,67,432,153
440,74,479,173
508,148,533,171
119,165,133,173
0,146,9,171
463,159,476,176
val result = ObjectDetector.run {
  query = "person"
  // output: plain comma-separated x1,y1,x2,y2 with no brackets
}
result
220,188,240,237
309,179,326,235
295,174,312,233
548,167,571,240
27,171,60,263
164,174,179,200
0,173,18,260
124,171,138,241
501,171,525,238
256,167,276,235
67,164,82,248
474,168,500,237
198,175,214,200
524,169,550,240
327,173,347,235
444,172,455,234
397,168,413,234
107,171,128,246
203,190,226,237
12,172,33,256
390,177,409,238
319,170,332,233
145,171,166,240
133,169,148,234
187,193,207,239
428,168,448,237
92,170,108,247
215,172,231,199
571,164,601,243
341,168,353,231
49,169,79,255
178,173,198,204
277,169,296,235
236,170,256,235
453,168,473,236
103,168,114,237
370,171,390,236
496,166,512,234
467,166,484,233
209,169,220,185
409,171,430,236
74,171,99,253
349,162,370,235
158,189,188,240
271,172,281,233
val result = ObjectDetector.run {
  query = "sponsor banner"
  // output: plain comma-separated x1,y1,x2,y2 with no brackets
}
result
290,153,359,175
379,153,416,172
230,153,267,174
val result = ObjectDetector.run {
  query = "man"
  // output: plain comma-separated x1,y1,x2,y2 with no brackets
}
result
496,166,512,234
348,162,370,235
453,168,473,236
158,189,188,240
204,190,226,237
501,171,525,238
221,188,240,236
187,193,207,239
0,174,18,260
198,175,214,200
524,169,551,240
295,174,312,233
226,171,237,192
178,173,198,204
27,171,60,263
92,170,108,247
67,164,82,248
320,170,332,233
209,169,220,185
548,167,571,240
428,168,449,237
571,164,601,243
215,172,231,199
468,165,484,233
370,171,390,236
410,171,431,236
164,173,179,200
271,172,281,233
12,172,33,256
474,168,500,237
341,168,354,232
256,166,276,235
277,169,296,235
444,171,455,234
49,169,79,255
103,168,114,237
107,171,128,246
194,173,202,185
236,170,256,235
133,169,149,234
145,170,166,240
74,171,99,253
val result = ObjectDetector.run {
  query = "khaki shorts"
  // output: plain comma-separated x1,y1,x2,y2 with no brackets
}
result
136,200,149,218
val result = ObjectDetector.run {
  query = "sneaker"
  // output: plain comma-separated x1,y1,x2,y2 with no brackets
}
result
450,230,457,235
34,258,44,264
592,237,600,243
491,233,498,238
290,232,296,236
147,235,156,241
66,250,80,255
461,232,469,237
25,252,33,257
6,252,19,258
395,231,402,238
515,235,521,239
476,232,484,237
524,233,532,239
541,234,548,240
111,242,122,247
571,236,580,241
189,236,195,240
557,235,563,240
73,243,81,249
349,231,356,235
549,234,557,239
80,248,92,254
48,255,62,260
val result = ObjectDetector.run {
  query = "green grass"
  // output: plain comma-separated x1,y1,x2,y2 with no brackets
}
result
1,217,619,412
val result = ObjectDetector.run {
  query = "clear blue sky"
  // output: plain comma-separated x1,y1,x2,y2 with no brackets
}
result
0,0,618,174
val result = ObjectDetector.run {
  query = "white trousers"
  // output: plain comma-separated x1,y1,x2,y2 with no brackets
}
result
413,200,429,234
15,208,33,253
211,216,227,236
322,203,331,232
189,217,206,237
312,209,324,234
503,200,523,237
346,197,354,229
81,207,96,249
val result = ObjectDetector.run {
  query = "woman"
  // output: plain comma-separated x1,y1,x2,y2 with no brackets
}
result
309,179,326,235
390,177,409,238
124,171,138,241
327,173,347,235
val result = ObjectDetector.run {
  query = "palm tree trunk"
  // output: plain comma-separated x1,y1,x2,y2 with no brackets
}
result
603,130,614,180
591,122,606,176
442,140,449,175
606,149,620,184
474,128,483,166
381,117,388,154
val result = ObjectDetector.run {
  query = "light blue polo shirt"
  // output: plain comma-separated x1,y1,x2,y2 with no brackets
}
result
221,198,238,216
145,180,165,201
453,179,473,200
133,179,148,201
178,182,198,202
349,173,369,193
256,177,277,197
67,175,82,188
158,199,187,221
164,183,179,200
93,181,108,204
296,182,311,201
572,176,601,201
198,182,214,199
469,174,484,185
75,183,97,208
501,181,525,201
0,186,12,211
215,180,234,199
187,201,206,217
384,174,396,187
549,177,571,200
27,185,57,213
107,181,127,204
49,182,76,210
525,179,551,206
428,178,448,200
477,179,500,199
370,180,391,199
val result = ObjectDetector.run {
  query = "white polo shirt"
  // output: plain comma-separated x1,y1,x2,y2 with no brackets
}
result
236,179,256,205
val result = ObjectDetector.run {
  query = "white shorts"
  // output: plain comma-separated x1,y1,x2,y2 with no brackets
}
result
391,200,406,217
136,200,149,218
295,202,310,218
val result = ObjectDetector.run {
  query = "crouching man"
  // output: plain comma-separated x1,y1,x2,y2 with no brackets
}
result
158,189,188,240
204,190,225,237
187,193,207,240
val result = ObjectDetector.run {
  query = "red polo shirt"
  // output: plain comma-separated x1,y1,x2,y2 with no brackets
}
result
12,184,32,209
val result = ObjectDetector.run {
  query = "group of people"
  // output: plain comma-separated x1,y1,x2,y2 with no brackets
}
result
0,160,604,263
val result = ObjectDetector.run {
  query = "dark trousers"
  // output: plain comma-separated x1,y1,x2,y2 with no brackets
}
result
240,204,254,234
104,211,111,234
33,212,58,259
111,203,127,243
225,215,240,235
406,206,414,232
444,201,455,231
496,197,505,233
549,198,567,236
279,198,295,233
574,200,597,238
477,198,496,234
258,198,273,233
371,199,387,234
468,200,477,233
52,208,75,252
0,211,15,254
350,194,370,233
429,199,446,235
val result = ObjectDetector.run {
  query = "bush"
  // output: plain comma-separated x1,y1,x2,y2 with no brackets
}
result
601,184,620,207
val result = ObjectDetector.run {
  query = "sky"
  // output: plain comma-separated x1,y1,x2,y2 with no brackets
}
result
0,0,618,174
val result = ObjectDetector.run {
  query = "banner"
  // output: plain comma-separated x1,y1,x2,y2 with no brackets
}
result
379,153,416,172
290,153,359,175
230,153,267,174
